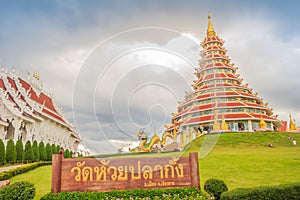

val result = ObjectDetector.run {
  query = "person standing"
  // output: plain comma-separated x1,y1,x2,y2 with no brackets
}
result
58,147,64,158
293,139,297,147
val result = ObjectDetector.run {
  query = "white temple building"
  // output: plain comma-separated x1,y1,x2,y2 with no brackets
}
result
0,69,80,152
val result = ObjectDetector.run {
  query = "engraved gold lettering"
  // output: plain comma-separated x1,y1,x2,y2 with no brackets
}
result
164,164,175,178
70,161,86,181
154,165,164,178
82,166,93,181
94,166,107,180
175,164,184,178
117,166,128,180
129,161,141,180
107,166,117,180
142,165,153,180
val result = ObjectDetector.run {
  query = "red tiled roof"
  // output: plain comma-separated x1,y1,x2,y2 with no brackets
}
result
42,108,65,123
224,113,252,119
226,74,236,79
1,76,66,125
0,79,5,90
18,78,57,112
250,113,276,120
216,102,244,107
195,93,213,100
7,77,17,91
215,91,238,96
184,115,214,124
190,103,215,112
244,102,263,107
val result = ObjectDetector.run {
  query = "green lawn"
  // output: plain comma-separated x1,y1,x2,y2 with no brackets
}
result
10,165,52,200
8,132,300,198
185,132,300,190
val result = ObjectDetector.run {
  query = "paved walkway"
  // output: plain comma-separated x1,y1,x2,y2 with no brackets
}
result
0,165,25,173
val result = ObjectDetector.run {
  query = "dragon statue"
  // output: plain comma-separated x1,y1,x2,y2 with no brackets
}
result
138,123,179,152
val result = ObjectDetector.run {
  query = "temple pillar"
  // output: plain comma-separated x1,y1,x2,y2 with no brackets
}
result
248,120,253,132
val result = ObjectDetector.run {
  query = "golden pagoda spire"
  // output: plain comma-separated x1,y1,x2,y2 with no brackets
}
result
207,12,216,37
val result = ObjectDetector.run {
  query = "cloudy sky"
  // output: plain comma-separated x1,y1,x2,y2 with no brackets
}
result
1,0,300,154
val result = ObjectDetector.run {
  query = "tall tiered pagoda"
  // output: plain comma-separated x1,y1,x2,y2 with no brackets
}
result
165,14,281,134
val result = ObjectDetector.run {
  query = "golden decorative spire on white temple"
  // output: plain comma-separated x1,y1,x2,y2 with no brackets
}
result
207,12,216,37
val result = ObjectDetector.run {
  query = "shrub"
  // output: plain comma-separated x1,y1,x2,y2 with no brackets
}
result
0,181,35,200
46,143,52,161
24,141,34,161
39,142,47,161
0,139,5,165
0,162,51,180
16,139,24,162
204,178,228,200
32,140,39,161
6,139,16,163
41,187,206,200
221,182,300,200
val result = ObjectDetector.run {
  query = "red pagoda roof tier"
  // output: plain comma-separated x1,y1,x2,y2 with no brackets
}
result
183,113,277,126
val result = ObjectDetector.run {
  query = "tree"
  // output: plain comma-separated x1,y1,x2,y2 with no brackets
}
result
0,139,5,165
46,143,52,161
32,140,39,161
24,141,34,161
39,142,47,161
6,139,16,163
51,144,56,155
16,140,24,162
64,149,70,158
56,145,60,155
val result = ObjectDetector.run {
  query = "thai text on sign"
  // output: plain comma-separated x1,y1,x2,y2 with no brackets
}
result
51,152,200,193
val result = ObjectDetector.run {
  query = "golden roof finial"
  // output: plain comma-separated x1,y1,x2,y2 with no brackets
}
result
207,12,216,37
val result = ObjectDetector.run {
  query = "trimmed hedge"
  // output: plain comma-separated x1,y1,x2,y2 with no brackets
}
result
32,141,39,161
0,139,5,165
46,143,52,161
39,142,47,161
0,162,51,181
221,182,300,200
24,141,34,161
0,181,35,200
41,187,207,200
6,139,16,163
16,140,24,162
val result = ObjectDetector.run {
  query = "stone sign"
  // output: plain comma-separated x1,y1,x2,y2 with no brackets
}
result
51,152,200,193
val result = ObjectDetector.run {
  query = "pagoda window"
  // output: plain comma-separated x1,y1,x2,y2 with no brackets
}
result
246,108,253,113
255,109,261,114
233,108,244,112
192,113,198,117
218,109,225,113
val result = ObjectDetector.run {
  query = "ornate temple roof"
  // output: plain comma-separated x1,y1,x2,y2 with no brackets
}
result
0,69,79,139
